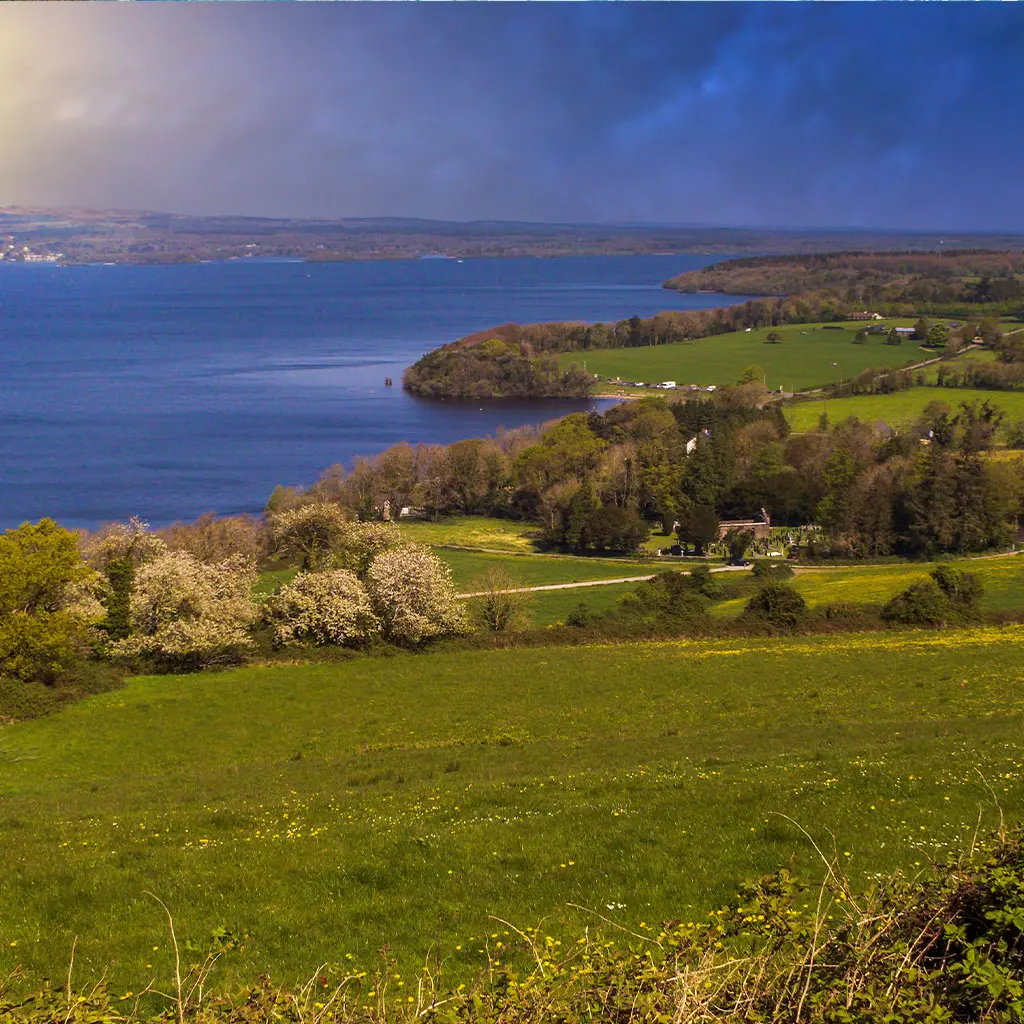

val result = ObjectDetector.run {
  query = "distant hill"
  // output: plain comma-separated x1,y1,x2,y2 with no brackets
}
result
3,206,1024,265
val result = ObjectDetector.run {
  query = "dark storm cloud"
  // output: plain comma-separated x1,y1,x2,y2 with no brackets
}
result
0,3,1022,229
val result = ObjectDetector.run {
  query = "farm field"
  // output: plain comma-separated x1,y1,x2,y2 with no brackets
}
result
919,346,999,383
256,527,658,601
393,516,540,554
1,627,1022,997
558,321,927,392
712,553,1024,617
785,386,1024,434
509,579,636,626
440,548,648,591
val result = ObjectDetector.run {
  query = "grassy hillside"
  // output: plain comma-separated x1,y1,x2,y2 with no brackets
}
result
558,321,926,392
1,627,1022,995
785,386,1024,433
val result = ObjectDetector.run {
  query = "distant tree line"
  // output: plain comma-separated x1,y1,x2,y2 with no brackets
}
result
666,249,1024,318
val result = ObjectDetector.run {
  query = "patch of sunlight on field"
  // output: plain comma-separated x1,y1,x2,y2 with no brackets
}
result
396,516,541,553
560,320,925,392
786,387,1024,434
713,555,1024,617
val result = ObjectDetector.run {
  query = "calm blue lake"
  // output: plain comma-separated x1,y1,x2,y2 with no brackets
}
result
0,254,740,529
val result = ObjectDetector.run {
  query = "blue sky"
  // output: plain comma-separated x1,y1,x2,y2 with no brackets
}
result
1,3,1022,230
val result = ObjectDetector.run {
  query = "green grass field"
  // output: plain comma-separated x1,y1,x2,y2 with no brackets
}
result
559,321,929,392
394,516,541,553
440,548,647,590
255,519,659,601
785,387,1024,433
510,580,636,626
712,554,1024,617
919,346,999,383
1,627,1022,996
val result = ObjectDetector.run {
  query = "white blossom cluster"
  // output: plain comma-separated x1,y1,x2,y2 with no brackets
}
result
264,569,380,646
81,515,168,570
331,521,402,574
366,544,468,644
113,551,257,664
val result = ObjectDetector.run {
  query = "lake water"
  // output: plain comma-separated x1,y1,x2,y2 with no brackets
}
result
0,254,740,529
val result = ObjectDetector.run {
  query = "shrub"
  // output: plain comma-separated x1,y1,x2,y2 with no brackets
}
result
687,564,722,599
269,504,402,573
366,544,468,644
751,558,795,581
743,582,807,627
881,578,955,626
330,521,402,575
616,571,710,625
264,570,379,647
0,519,103,684
80,517,165,640
113,551,257,668
882,567,984,627
0,611,92,684
467,567,532,633
930,564,984,611
566,602,595,627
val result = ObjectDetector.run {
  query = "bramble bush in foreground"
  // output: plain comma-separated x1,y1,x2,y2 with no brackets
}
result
4,829,1021,1023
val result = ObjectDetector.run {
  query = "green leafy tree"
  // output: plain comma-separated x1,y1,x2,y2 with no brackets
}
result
978,317,1002,346
724,528,754,562
584,505,648,553
912,318,931,341
742,582,806,628
886,327,903,346
678,505,719,556
738,364,766,385
926,322,950,347
0,519,102,683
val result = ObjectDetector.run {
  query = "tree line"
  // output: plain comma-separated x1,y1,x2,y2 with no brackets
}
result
666,249,1024,318
271,388,1023,560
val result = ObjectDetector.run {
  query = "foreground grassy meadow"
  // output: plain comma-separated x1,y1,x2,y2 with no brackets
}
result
1,627,1023,996
558,321,925,391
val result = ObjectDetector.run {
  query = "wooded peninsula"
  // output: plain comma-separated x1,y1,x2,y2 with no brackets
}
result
403,249,1024,398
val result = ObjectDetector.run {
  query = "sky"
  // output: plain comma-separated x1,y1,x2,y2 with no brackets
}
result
0,3,1022,231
